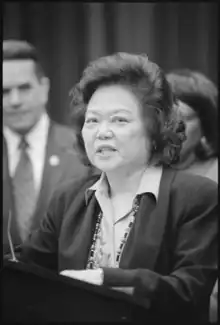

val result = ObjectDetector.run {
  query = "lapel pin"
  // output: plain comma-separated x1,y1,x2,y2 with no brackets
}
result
49,155,60,166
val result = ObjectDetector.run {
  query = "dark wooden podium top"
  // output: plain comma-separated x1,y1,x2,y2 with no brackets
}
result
1,260,147,322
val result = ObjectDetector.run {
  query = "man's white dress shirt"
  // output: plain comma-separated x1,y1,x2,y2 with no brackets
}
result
4,113,50,196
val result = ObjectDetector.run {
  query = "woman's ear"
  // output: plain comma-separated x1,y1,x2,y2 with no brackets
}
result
200,136,215,156
195,136,215,159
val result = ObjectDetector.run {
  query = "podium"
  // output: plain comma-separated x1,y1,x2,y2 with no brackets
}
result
1,260,147,322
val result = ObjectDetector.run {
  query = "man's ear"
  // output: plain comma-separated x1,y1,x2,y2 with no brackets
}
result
40,77,50,104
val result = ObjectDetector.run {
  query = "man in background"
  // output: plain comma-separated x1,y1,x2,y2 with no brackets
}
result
3,40,94,254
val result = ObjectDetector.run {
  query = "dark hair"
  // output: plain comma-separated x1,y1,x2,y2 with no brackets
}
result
166,69,218,160
3,39,45,80
69,52,185,167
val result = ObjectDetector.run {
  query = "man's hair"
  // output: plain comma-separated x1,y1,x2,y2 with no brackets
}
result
69,52,185,167
3,39,45,80
166,69,218,160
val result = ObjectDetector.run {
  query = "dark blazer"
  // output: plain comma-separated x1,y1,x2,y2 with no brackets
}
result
3,121,95,253
20,168,218,323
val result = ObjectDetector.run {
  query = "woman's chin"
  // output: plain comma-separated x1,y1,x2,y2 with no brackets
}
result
95,164,118,172
93,159,121,172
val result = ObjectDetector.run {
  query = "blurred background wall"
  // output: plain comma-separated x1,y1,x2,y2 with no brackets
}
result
3,2,218,125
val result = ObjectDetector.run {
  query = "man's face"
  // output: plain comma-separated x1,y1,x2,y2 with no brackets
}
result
3,59,49,135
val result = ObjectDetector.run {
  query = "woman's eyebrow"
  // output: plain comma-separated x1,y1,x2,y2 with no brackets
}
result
86,108,132,115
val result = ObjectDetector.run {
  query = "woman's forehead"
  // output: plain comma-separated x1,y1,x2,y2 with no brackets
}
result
87,84,141,115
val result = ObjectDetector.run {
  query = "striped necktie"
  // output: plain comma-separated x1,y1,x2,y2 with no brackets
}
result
13,136,37,242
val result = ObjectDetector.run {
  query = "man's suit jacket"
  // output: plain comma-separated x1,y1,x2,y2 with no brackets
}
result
3,121,96,253
20,168,218,323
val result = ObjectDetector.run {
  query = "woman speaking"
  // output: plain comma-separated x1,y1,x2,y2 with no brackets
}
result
20,53,217,323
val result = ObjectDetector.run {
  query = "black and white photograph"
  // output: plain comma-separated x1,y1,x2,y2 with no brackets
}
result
2,2,218,324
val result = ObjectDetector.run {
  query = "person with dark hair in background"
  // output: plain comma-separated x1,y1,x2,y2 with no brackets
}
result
19,53,217,323
166,69,218,182
166,69,218,323
3,40,94,255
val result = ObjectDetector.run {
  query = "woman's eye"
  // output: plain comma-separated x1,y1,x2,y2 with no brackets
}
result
112,117,128,123
85,117,98,124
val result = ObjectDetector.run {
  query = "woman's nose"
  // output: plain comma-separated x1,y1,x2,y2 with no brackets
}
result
96,121,113,139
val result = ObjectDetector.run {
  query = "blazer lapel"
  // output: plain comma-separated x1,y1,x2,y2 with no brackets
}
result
59,185,100,271
120,167,176,271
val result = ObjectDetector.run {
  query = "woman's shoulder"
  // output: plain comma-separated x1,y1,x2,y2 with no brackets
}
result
173,168,218,188
51,174,100,205
161,169,218,225
169,168,218,207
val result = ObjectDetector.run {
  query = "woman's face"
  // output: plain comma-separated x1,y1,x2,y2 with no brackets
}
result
82,84,151,173
177,100,203,161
